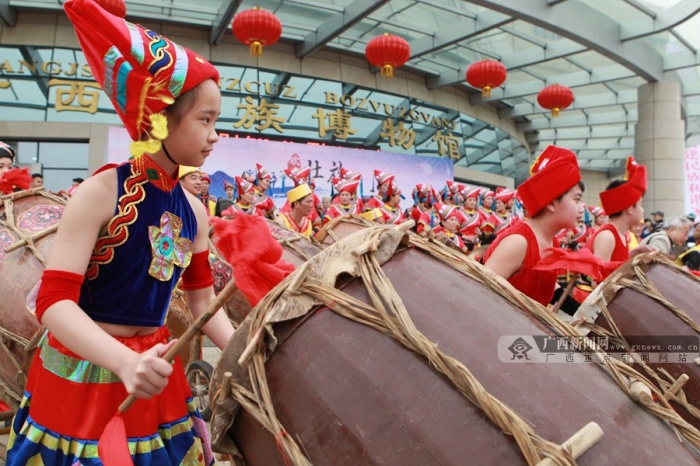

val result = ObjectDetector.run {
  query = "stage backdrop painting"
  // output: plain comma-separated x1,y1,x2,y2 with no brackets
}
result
107,127,454,211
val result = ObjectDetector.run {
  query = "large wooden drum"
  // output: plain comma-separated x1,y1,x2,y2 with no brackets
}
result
0,189,65,409
209,226,700,465
574,252,700,430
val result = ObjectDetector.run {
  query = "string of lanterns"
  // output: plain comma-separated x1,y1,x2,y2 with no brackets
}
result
229,8,574,116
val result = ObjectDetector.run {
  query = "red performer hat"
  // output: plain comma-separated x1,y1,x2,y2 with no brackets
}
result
599,156,647,215
588,205,605,218
458,184,481,200
340,167,362,181
223,179,235,189
374,169,395,186
283,166,311,186
435,202,460,223
333,177,360,195
482,189,495,199
446,180,459,195
494,188,515,203
517,145,581,217
200,172,211,183
385,181,402,198
256,163,271,181
64,0,219,156
235,175,255,198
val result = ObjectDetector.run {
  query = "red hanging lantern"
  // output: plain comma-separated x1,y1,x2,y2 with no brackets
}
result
537,84,574,117
466,59,507,98
94,0,126,18
365,33,411,78
232,7,282,57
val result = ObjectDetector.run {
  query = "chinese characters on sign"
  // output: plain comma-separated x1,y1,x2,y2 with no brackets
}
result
686,146,700,216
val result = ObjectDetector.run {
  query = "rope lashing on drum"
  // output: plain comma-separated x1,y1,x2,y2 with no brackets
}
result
403,235,700,450
577,253,700,428
1,190,67,265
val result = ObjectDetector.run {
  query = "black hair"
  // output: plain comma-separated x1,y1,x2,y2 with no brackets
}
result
165,84,201,128
73,177,84,183
31,173,42,179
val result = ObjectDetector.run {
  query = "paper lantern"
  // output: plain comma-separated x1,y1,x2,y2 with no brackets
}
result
365,33,410,78
537,84,574,117
466,59,507,97
232,7,282,57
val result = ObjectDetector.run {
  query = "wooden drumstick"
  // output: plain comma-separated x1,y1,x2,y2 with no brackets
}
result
535,422,604,466
663,374,690,401
117,276,237,413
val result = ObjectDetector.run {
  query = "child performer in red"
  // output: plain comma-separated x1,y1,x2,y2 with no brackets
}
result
7,1,235,464
483,145,583,311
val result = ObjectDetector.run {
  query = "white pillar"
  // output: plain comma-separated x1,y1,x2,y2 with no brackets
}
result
635,81,686,217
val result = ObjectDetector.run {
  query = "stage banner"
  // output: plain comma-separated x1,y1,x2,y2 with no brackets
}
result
107,128,454,210
686,145,700,217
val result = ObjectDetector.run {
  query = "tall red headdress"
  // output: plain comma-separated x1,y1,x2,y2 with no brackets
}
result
64,0,219,157
517,145,581,217
599,156,647,215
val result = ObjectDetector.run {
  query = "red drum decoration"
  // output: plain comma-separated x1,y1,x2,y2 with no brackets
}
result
537,84,574,117
94,0,126,18
232,7,282,57
466,59,507,98
365,33,411,78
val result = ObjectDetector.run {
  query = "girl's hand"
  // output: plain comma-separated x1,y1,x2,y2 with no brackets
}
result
118,339,177,399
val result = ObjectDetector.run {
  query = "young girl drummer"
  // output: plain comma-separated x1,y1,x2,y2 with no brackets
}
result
7,0,234,464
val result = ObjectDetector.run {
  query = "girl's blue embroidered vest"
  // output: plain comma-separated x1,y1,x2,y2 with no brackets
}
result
78,161,196,326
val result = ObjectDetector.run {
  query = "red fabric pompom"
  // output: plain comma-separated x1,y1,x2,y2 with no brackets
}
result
534,247,621,282
0,167,31,194
211,215,295,307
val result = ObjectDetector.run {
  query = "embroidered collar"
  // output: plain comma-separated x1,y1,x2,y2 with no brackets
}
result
131,155,178,192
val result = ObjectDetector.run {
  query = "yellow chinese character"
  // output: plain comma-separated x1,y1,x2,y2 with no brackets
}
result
380,119,415,149
233,96,285,133
432,130,461,160
313,108,356,140
49,79,101,113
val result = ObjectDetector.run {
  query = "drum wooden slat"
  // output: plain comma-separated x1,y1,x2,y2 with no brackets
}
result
213,232,699,465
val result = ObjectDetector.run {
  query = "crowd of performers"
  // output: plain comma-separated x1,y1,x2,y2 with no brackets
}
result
171,145,700,320
176,161,527,254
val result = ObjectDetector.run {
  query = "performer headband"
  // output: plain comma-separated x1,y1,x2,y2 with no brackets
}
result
517,145,581,217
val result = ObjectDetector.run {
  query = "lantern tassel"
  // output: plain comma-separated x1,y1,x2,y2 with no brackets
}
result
249,41,263,57
481,86,492,98
381,64,394,78
552,107,561,118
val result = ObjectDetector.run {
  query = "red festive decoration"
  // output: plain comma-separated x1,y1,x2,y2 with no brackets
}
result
94,0,126,18
537,84,574,117
365,33,410,78
232,7,282,57
466,59,507,98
